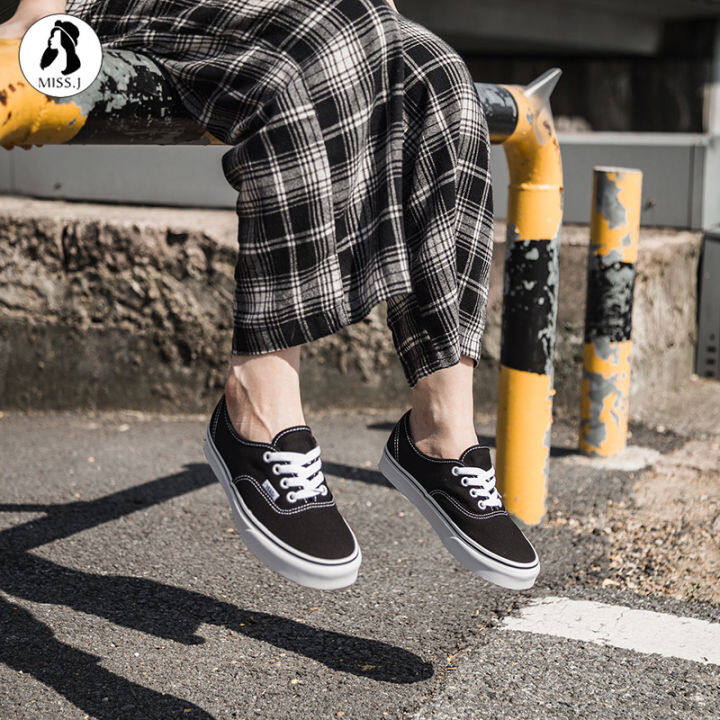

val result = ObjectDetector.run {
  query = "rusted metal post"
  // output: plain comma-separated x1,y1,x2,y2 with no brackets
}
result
483,70,564,526
579,167,643,457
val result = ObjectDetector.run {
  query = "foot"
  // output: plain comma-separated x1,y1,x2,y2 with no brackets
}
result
378,409,539,589
204,395,361,590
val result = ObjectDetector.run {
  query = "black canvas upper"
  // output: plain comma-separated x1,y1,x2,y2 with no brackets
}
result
208,396,357,562
386,409,537,565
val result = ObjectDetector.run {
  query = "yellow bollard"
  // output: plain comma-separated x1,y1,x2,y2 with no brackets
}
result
494,71,564,526
579,168,643,457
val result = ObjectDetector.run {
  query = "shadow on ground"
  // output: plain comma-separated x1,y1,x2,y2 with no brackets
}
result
0,464,433,718
365,421,578,458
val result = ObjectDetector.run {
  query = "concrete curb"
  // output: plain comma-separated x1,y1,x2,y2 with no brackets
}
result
0,196,701,414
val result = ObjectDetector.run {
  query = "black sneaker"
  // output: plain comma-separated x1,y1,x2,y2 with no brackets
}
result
378,410,539,589
204,396,361,590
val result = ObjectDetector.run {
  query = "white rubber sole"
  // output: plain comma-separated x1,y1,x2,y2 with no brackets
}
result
204,428,361,591
378,447,539,590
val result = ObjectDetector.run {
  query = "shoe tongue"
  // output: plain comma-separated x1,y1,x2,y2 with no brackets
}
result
459,445,492,470
272,426,317,453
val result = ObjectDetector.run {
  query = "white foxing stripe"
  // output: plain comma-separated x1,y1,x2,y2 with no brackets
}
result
501,596,720,666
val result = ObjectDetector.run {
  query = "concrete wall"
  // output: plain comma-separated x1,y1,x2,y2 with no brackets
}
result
2,133,715,229
0,196,701,416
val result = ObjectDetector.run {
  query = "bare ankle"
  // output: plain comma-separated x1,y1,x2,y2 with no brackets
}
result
224,375,270,443
408,407,479,461
224,348,305,443
408,355,478,459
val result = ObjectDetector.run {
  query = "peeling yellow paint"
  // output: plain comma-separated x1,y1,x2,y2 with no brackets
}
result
579,340,633,457
501,85,563,242
496,365,555,525
579,167,642,458
200,131,224,145
0,39,86,148
591,169,642,264
494,81,564,526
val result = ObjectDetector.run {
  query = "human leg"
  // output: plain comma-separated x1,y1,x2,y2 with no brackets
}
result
383,16,493,457
409,356,478,460
203,1,410,589
378,20,539,588
224,347,305,444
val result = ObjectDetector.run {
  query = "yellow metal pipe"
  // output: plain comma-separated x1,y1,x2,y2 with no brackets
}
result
579,168,643,457
495,71,564,526
0,39,87,147
3,35,565,521
1,38,220,146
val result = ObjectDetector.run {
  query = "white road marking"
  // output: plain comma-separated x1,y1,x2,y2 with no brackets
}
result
501,596,720,665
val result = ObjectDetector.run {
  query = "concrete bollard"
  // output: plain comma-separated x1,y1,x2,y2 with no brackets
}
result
579,167,643,457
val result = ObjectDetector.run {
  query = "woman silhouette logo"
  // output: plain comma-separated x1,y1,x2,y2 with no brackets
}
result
40,20,81,75
19,13,102,97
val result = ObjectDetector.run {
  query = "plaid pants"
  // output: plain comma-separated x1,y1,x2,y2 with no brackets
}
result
68,0,494,387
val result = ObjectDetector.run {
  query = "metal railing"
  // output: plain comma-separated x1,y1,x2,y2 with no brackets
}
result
1,39,564,525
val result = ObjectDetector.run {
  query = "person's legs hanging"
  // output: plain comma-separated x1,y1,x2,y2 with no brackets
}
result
203,38,372,591
221,63,346,442
387,17,494,389
216,0,408,440
386,17,494,459
376,25,539,585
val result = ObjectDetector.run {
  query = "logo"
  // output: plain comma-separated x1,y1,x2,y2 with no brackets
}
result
261,479,280,502
18,14,102,97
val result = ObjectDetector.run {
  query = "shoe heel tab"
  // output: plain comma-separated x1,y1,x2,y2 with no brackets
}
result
388,409,410,460
209,395,226,440
400,408,413,439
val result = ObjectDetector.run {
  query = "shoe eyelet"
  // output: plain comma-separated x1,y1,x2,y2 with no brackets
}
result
320,486,328,496
477,500,487,511
272,464,281,475
262,451,271,463
460,477,469,486
279,478,289,489
451,466,459,476
286,491,297,503
469,488,478,497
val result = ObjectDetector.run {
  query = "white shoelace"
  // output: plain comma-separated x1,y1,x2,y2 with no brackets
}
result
262,445,328,504
450,464,503,511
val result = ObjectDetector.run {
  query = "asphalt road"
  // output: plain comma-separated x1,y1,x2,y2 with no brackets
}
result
0,405,718,719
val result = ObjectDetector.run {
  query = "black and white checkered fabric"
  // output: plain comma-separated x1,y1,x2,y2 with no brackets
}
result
68,0,494,387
